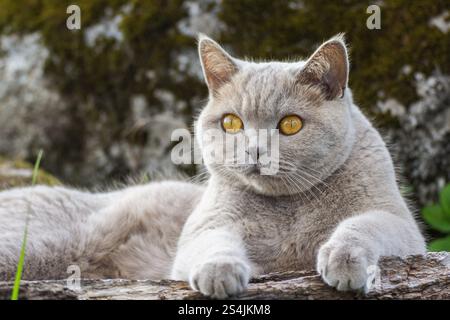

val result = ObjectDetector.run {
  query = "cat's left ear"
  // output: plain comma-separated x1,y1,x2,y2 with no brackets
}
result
297,34,349,100
198,34,239,95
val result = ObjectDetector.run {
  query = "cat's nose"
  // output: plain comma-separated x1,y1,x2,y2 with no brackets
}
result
246,146,266,163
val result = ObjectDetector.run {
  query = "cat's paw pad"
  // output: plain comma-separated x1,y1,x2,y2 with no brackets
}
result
317,241,374,292
189,257,250,299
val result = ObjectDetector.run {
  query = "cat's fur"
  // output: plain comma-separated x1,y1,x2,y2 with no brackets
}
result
0,35,425,298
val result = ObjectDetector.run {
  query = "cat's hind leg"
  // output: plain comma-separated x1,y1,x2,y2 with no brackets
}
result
75,181,204,280
0,185,109,280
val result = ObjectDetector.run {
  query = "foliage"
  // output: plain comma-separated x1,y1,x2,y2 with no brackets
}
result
422,184,450,251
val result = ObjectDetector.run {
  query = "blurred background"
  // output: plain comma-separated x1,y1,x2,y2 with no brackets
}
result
0,1,449,246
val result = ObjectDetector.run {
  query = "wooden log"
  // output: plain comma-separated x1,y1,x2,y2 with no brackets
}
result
0,253,448,300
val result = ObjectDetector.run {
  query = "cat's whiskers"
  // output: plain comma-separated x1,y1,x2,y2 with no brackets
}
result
288,171,322,204
188,167,211,184
278,158,333,191
283,174,309,205
214,165,242,186
277,159,333,208
296,163,355,210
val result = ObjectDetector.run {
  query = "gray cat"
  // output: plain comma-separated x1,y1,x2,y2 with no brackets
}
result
0,34,425,299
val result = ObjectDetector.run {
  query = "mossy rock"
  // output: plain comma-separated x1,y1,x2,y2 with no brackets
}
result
0,157,60,190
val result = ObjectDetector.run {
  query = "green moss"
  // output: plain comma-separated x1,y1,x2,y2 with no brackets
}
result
0,157,60,189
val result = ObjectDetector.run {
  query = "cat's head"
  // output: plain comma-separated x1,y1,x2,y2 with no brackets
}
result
196,34,356,196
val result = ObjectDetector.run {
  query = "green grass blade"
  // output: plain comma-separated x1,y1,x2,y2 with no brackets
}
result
31,150,44,185
10,221,29,300
11,149,44,300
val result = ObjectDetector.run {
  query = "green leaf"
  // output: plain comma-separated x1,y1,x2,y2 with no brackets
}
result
422,204,450,233
439,184,450,217
428,235,450,252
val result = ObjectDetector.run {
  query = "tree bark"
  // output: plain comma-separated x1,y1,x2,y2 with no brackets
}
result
1,253,449,300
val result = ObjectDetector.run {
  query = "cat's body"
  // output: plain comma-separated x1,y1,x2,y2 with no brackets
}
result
0,35,425,298
179,105,422,275
0,182,203,280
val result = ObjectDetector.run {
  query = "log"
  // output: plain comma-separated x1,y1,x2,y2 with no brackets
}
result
0,253,449,300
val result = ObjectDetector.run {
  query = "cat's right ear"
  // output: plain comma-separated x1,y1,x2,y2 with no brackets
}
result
198,34,239,95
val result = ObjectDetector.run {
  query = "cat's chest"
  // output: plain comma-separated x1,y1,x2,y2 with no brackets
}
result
231,195,333,273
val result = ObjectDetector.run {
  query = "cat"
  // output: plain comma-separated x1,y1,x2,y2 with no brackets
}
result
0,34,425,299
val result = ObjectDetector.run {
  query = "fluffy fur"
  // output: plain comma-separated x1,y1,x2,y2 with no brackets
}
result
0,35,425,299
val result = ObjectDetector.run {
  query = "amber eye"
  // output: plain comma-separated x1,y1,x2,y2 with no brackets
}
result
278,115,303,135
222,114,243,133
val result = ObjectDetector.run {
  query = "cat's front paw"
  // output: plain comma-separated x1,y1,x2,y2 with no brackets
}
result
189,256,250,299
317,240,376,292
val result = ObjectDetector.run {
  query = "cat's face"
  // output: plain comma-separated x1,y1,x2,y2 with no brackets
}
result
196,35,355,196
